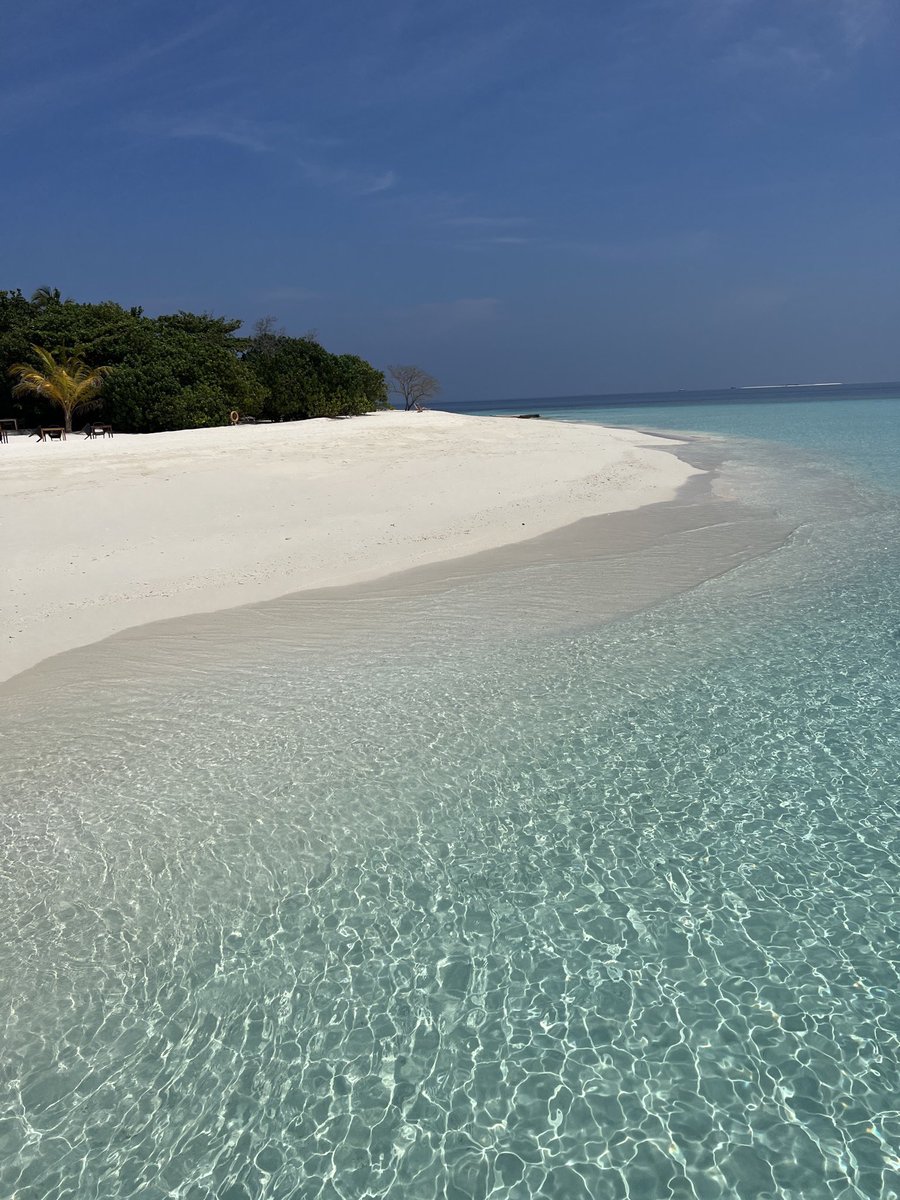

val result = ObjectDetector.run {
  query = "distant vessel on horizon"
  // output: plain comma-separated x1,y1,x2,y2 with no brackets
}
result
740,382,844,390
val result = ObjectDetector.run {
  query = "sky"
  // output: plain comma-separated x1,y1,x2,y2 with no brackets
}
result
2,0,899,401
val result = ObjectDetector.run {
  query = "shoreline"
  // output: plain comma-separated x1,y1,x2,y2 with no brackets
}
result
1,415,794,697
1,410,700,686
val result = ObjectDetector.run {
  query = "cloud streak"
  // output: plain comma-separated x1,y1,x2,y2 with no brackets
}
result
298,160,397,196
832,0,889,49
142,115,274,153
132,111,397,198
0,8,235,129
719,26,832,80
441,215,533,229
689,0,888,82
554,229,719,262
357,7,539,107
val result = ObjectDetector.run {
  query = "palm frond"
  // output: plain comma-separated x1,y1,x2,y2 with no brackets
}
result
8,344,112,428
8,366,63,399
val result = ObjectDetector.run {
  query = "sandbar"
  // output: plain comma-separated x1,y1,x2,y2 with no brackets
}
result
0,410,700,683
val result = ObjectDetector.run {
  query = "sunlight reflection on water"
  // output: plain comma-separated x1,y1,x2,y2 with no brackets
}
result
2,425,900,1199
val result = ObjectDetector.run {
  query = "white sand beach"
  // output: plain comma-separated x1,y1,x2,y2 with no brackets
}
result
0,410,698,683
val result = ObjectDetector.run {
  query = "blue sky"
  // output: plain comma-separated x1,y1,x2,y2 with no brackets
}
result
2,0,898,400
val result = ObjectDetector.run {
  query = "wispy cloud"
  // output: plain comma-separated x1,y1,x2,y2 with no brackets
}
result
2,4,398,199
132,111,397,198
720,26,832,80
556,229,719,262
455,236,535,251
138,114,274,153
298,161,397,196
446,221,714,258
0,8,235,129
696,0,889,81
362,9,538,106
441,215,533,229
831,0,889,49
363,172,398,195
441,214,535,248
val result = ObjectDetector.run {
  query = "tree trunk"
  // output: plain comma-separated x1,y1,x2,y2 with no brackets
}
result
64,409,72,433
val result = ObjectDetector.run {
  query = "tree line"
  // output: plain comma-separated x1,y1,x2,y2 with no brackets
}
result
0,289,391,432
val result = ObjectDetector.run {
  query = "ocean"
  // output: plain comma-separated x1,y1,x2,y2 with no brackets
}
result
2,383,899,1199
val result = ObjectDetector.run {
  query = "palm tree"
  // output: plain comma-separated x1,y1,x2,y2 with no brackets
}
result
9,345,111,433
30,285,64,306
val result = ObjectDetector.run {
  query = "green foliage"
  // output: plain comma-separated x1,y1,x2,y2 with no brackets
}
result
242,333,388,421
8,345,112,432
334,354,390,414
101,320,265,433
0,289,386,433
0,291,38,414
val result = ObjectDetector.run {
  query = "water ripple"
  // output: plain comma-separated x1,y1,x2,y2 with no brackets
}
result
1,449,899,1199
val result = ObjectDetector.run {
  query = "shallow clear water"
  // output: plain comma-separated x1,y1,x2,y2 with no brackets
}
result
462,382,900,490
2,394,900,1199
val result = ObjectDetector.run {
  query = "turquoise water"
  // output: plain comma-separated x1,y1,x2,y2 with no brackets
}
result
2,391,900,1198
460,382,900,491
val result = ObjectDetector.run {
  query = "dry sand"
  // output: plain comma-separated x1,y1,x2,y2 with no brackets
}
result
0,410,698,682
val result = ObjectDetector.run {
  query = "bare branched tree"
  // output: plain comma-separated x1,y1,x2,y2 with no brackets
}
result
387,364,441,411
250,315,286,358
252,315,285,340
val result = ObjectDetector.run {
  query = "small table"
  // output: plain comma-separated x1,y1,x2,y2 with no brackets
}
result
85,424,114,439
38,427,66,442
0,418,17,432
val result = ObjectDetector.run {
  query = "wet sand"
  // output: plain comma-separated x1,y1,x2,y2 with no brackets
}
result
0,411,700,684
